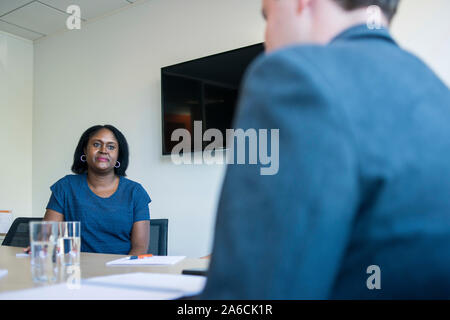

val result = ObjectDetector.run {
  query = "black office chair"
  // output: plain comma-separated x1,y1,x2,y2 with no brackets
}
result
1,217,43,247
148,219,168,256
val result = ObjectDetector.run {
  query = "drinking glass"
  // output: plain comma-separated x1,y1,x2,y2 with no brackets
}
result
29,221,59,283
57,221,81,266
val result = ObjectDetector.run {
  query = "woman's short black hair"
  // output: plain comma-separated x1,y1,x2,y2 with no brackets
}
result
71,124,129,176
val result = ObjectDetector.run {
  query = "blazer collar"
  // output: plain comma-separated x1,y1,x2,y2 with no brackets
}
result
329,23,397,45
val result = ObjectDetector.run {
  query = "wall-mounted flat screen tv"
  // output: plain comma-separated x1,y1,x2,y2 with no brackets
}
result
161,43,264,155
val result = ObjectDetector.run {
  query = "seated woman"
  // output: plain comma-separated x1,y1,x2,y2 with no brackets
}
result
38,125,151,255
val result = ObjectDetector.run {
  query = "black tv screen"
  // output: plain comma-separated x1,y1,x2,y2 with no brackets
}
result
161,43,264,155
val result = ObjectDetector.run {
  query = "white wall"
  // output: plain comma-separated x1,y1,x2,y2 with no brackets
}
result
391,0,450,86
0,31,33,220
32,0,265,257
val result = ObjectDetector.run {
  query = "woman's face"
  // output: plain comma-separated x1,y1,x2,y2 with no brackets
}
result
84,128,119,174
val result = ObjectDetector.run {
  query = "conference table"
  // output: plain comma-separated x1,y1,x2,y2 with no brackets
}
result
0,246,209,299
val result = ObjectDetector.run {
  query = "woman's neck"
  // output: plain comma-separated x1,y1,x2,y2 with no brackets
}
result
86,170,117,189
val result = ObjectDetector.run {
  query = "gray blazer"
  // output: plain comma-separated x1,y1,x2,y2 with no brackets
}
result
200,24,450,299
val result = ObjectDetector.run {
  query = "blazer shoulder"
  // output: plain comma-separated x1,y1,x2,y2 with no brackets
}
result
243,45,340,107
248,45,328,74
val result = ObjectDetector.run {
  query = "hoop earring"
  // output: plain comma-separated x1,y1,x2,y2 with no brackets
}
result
80,155,87,162
115,161,121,169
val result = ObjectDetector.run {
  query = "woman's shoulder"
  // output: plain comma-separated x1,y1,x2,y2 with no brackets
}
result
51,174,85,188
120,177,151,201
120,176,145,190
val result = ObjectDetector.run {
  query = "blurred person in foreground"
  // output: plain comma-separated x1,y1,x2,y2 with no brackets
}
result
201,0,450,299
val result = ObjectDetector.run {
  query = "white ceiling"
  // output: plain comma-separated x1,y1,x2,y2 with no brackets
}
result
0,0,138,41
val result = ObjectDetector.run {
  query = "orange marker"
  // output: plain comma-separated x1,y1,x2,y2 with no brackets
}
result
129,254,153,260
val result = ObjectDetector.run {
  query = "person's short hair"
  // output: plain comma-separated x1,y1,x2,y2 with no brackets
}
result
333,0,400,22
71,124,129,176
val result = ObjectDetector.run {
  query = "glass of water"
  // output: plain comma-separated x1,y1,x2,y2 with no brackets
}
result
29,221,59,283
57,221,81,266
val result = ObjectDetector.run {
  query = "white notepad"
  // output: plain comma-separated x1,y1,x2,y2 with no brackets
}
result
106,256,185,266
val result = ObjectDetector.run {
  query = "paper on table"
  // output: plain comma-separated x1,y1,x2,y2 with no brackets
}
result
0,272,206,300
84,272,205,295
106,256,185,266
16,253,30,258
0,210,13,234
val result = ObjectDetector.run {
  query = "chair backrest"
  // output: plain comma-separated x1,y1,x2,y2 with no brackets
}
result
2,217,169,254
148,219,168,256
1,217,43,247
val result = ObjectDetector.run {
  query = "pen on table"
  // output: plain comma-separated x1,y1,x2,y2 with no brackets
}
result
129,254,153,260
